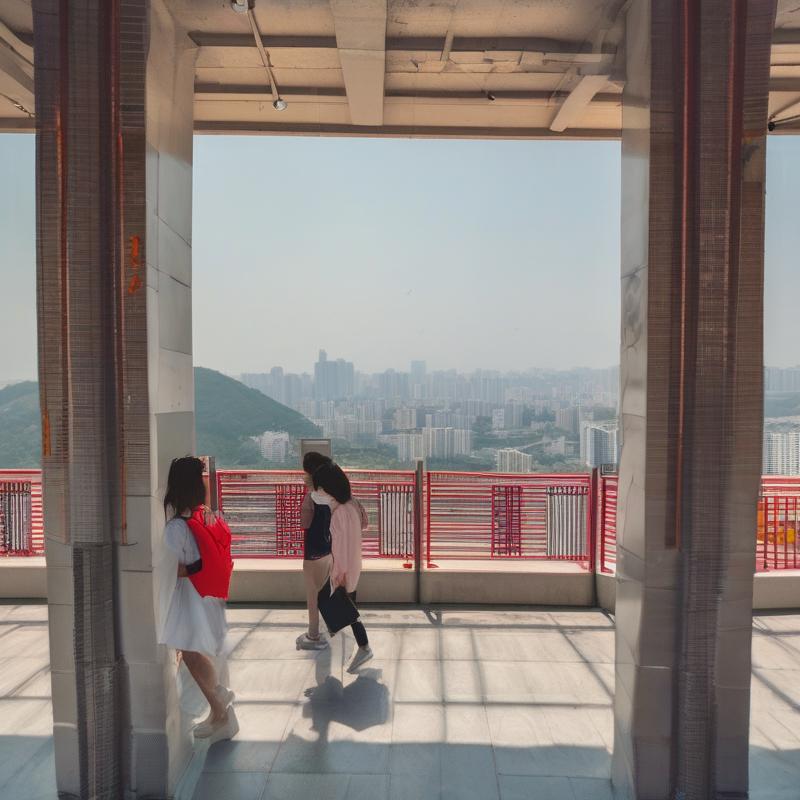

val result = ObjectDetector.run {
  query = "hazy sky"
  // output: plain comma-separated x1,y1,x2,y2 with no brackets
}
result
1,133,798,382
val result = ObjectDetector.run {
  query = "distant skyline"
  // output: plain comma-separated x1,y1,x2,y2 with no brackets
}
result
1,133,799,382
241,355,619,378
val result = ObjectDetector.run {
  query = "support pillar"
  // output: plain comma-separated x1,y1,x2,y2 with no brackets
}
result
33,1,197,796
614,1,776,798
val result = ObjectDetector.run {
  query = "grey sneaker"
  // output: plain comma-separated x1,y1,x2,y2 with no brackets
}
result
296,632,329,651
347,646,374,673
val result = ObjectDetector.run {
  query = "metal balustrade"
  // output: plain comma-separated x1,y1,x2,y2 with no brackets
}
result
2,468,799,573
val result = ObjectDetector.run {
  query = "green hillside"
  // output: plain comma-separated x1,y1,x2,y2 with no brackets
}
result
194,367,320,466
0,369,319,469
0,382,41,468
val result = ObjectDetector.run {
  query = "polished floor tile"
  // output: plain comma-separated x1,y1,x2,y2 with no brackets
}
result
0,605,799,800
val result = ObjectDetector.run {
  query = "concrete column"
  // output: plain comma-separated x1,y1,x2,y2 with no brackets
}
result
614,2,775,798
33,0,196,796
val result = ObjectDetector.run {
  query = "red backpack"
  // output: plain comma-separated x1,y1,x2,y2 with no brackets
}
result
184,508,234,599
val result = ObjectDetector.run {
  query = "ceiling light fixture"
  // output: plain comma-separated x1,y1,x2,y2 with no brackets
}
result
273,98,288,112
486,92,496,101
768,113,800,132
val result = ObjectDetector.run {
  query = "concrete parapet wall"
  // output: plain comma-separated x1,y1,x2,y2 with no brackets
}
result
4,559,798,610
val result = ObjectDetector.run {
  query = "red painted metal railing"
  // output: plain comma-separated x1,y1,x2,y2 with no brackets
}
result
598,473,618,574
757,476,800,572
597,474,800,574
426,471,592,565
216,469,417,562
3,469,800,573
0,470,44,556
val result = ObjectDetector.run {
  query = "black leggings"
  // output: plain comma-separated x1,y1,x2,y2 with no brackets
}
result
349,591,368,648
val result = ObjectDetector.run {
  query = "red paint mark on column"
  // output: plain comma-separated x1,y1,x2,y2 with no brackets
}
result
128,234,142,293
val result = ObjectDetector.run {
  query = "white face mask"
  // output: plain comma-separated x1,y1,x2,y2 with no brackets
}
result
311,490,333,506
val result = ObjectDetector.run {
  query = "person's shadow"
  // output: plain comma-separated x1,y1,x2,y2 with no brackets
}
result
302,642,390,741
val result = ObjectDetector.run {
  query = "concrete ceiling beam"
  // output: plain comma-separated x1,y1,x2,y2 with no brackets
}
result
188,32,617,59
329,0,387,126
549,73,610,132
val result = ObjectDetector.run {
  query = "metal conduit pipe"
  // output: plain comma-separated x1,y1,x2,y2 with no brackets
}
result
240,0,287,110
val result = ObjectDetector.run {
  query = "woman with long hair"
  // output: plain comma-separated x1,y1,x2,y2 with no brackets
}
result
311,462,374,672
156,456,238,744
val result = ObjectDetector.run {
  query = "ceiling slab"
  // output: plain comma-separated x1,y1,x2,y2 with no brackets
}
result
0,1,798,136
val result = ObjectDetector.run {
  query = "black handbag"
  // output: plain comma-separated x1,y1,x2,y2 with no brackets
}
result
317,582,360,635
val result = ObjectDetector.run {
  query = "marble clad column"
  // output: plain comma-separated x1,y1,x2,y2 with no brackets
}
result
613,1,776,798
33,0,197,795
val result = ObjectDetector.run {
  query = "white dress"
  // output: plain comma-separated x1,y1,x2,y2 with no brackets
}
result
154,517,228,657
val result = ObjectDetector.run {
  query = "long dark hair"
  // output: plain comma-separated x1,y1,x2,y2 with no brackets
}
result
312,462,352,504
164,456,206,518
303,451,332,476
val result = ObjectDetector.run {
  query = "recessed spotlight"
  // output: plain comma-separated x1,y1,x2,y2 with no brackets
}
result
273,98,288,111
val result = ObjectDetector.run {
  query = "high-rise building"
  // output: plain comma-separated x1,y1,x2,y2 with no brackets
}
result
496,448,533,473
393,407,418,430
355,400,386,422
763,431,800,475
556,406,581,436
253,431,291,462
581,422,619,468
395,433,425,462
317,417,383,444
422,428,473,459
410,360,426,383
465,399,493,418
765,366,800,392
379,369,411,400
492,409,505,430
269,366,286,404
314,350,355,401
504,402,524,430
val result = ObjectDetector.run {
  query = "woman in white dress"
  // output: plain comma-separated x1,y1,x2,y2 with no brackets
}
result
155,456,238,743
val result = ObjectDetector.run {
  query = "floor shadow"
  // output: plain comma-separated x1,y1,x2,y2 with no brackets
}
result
304,672,390,736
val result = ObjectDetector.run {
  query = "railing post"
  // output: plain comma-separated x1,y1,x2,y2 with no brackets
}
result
589,469,599,605
413,459,424,604
426,469,436,569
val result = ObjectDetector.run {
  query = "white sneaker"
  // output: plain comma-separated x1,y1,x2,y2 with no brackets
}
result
193,686,235,737
198,707,239,745
347,646,373,673
296,632,329,651
216,685,235,707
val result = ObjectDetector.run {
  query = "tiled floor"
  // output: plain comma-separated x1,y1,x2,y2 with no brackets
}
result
1,604,799,800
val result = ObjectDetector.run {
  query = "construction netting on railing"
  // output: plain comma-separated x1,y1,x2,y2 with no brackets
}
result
0,471,44,555
216,469,417,561
426,471,592,564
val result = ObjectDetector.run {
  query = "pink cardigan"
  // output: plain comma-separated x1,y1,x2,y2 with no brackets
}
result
330,500,368,593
